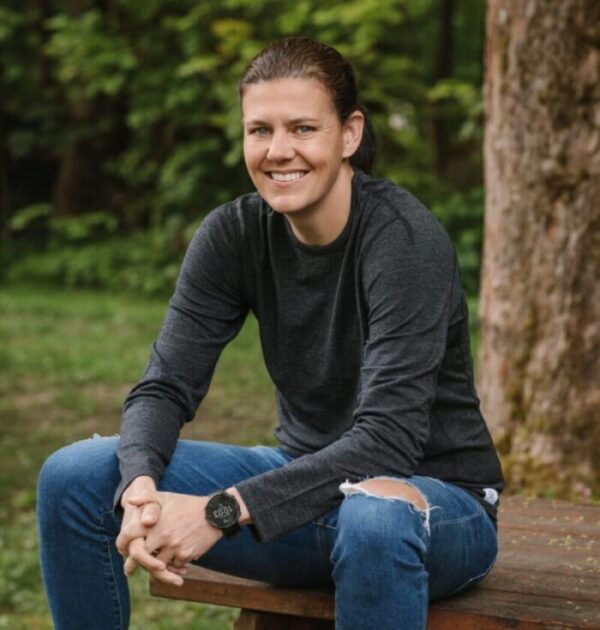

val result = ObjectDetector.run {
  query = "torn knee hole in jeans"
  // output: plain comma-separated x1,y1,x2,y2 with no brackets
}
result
339,477,433,534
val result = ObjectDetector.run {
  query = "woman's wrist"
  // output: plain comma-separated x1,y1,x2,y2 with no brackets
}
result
120,475,157,508
225,486,252,525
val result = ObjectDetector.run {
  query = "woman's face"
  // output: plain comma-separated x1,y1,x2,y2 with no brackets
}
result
242,77,362,219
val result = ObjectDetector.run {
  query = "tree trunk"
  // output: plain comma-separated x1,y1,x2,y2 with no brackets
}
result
479,0,600,499
53,138,89,216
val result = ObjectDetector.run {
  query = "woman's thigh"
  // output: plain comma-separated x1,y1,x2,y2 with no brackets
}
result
40,437,289,518
318,475,498,601
40,436,332,587
406,477,499,601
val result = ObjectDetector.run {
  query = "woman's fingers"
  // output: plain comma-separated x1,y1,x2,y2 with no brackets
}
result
148,547,184,585
139,501,162,526
150,566,185,586
117,494,162,557
116,516,150,557
118,492,184,586
123,554,139,576
127,495,163,526
122,539,184,586
127,494,160,507
124,538,166,576
166,552,191,573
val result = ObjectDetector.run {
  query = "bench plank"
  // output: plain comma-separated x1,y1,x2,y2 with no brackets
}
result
233,610,333,630
152,567,334,620
151,496,600,628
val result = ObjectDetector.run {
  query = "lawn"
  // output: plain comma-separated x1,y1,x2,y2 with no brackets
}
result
0,285,276,629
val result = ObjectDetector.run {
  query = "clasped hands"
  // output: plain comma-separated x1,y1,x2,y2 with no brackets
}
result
115,476,223,586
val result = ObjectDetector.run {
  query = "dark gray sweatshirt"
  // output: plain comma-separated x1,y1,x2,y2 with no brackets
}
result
116,170,504,542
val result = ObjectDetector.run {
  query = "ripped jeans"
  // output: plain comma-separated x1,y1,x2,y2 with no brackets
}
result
37,438,498,630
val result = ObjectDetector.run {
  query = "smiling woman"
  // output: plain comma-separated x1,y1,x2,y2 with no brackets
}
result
37,37,503,630
242,77,362,245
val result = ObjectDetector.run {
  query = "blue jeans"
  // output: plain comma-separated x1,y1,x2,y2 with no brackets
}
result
37,437,498,630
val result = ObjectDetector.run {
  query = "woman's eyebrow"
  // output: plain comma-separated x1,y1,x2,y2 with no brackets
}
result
244,117,320,126
288,117,320,125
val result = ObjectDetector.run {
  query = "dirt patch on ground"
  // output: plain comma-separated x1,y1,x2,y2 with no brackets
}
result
4,383,129,438
5,381,276,447
180,390,276,445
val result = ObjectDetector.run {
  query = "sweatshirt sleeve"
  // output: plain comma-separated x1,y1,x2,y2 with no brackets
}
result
114,207,248,508
236,211,458,541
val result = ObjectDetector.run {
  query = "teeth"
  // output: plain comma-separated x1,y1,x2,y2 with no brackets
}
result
271,171,305,182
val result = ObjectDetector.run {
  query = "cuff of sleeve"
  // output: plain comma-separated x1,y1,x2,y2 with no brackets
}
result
234,482,272,542
234,479,308,543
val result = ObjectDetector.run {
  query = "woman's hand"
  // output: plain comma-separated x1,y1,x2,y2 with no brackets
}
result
116,476,183,585
127,491,224,583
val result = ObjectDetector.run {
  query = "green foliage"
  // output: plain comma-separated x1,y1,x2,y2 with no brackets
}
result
49,212,119,242
431,187,484,297
7,204,53,232
428,79,483,143
2,0,486,298
45,10,136,99
6,223,187,297
10,207,118,241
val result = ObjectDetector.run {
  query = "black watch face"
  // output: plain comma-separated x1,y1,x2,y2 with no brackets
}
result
206,493,240,530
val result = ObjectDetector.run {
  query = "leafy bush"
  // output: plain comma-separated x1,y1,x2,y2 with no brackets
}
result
431,187,484,298
2,0,484,224
5,217,198,297
1,0,487,300
5,191,483,300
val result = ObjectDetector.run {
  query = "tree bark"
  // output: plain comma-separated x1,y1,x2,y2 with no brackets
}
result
479,0,600,499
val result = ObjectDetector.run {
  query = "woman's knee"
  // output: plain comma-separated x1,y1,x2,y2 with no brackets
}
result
37,437,120,516
333,480,430,561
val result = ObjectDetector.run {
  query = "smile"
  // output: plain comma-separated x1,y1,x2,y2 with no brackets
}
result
269,171,307,182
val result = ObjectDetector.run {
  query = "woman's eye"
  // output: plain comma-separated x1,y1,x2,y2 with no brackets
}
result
250,127,270,136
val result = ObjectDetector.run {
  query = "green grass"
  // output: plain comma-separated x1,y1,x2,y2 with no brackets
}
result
0,285,275,629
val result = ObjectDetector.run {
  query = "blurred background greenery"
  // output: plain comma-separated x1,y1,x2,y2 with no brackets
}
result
1,0,486,627
1,0,485,298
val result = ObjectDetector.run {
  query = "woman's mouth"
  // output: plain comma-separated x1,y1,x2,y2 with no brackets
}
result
268,171,307,182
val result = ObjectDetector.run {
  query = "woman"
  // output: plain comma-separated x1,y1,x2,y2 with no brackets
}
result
38,37,503,630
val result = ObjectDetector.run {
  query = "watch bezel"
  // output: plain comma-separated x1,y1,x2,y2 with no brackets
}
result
205,491,241,533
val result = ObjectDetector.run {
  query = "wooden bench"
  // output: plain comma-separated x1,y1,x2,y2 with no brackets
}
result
150,496,600,629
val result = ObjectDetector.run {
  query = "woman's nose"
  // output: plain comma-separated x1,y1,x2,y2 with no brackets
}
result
266,130,294,161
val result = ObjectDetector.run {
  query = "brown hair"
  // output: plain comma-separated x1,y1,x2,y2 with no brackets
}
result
239,37,376,174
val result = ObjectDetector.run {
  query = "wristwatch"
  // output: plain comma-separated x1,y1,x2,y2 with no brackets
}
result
205,490,242,538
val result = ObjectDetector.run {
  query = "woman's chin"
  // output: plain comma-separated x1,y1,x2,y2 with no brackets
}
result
263,197,306,215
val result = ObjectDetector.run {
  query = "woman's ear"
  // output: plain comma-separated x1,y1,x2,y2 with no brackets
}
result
342,110,365,159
